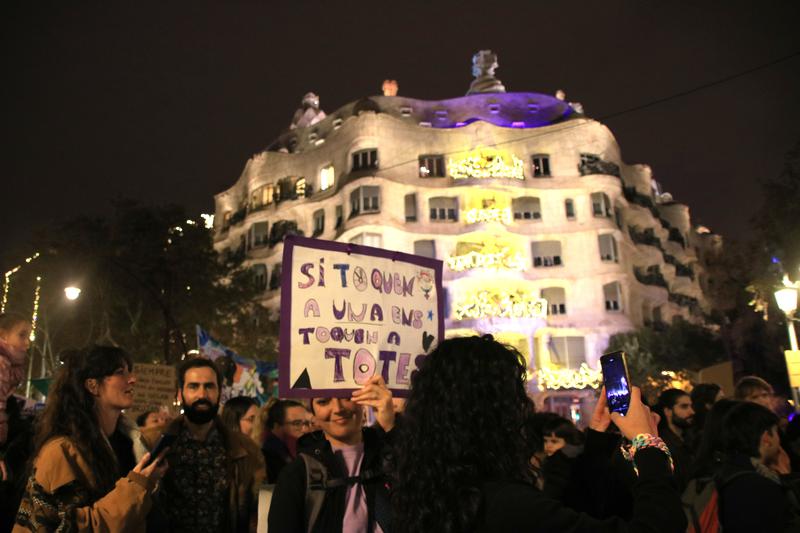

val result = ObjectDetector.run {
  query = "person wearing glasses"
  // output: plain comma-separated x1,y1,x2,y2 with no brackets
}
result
263,400,313,483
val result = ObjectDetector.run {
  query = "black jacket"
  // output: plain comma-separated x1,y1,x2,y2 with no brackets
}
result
477,448,686,532
262,432,293,484
268,426,390,533
718,453,800,533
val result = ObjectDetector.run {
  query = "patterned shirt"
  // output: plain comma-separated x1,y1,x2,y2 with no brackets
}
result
161,424,229,532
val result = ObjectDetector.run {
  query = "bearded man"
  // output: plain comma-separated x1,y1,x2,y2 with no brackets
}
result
657,388,695,491
142,358,265,533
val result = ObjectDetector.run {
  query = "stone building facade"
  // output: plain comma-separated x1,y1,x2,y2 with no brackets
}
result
213,52,719,411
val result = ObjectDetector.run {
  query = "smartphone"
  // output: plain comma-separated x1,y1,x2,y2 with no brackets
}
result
600,351,631,415
146,433,177,466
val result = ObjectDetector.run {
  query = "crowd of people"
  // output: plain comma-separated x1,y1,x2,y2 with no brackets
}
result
2,310,800,532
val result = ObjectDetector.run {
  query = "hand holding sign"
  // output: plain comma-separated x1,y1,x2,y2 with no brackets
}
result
351,375,395,431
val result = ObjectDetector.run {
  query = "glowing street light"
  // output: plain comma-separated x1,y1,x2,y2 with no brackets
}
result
775,276,800,411
64,286,81,301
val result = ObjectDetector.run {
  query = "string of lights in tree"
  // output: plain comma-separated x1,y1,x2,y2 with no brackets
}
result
448,148,525,180
30,276,41,342
537,363,602,391
464,207,512,225
453,290,547,320
446,248,525,272
1,252,40,314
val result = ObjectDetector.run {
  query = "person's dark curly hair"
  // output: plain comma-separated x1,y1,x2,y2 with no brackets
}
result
32,345,133,496
390,335,534,533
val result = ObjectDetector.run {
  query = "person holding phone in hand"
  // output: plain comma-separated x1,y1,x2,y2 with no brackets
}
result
390,335,685,533
14,345,168,532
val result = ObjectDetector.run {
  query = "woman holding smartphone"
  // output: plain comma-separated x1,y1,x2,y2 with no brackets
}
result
390,335,686,532
14,345,168,532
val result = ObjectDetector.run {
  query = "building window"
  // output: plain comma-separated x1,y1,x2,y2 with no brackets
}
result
250,184,276,211
603,281,622,311
319,164,335,191
541,287,566,315
512,197,542,220
222,211,232,226
565,199,575,220
352,148,379,171
249,222,268,248
350,232,383,248
549,336,586,370
313,209,325,237
295,178,307,198
419,155,445,177
350,186,380,217
598,234,619,262
591,192,612,217
251,264,267,292
405,193,417,222
335,205,343,229
414,240,436,258
532,155,551,177
429,197,458,221
531,240,562,267
269,263,282,290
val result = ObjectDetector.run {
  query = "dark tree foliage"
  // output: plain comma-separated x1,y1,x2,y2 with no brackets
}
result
29,201,276,364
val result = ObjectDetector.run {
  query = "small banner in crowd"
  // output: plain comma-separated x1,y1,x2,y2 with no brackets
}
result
196,325,278,404
279,235,444,398
127,363,176,420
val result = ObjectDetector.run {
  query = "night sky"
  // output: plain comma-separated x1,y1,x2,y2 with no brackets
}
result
2,0,799,271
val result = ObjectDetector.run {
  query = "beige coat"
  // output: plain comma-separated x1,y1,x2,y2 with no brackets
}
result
13,435,156,533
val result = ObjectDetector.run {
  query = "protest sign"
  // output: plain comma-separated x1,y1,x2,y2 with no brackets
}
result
128,363,176,419
279,235,444,397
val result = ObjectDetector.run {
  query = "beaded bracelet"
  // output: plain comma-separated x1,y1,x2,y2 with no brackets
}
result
620,433,674,476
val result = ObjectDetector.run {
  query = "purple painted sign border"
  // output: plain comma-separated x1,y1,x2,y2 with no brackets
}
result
279,235,445,399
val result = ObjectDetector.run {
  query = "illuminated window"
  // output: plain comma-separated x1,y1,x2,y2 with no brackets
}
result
532,155,551,177
541,287,566,315
531,241,562,267
222,211,232,226
598,234,619,262
591,192,612,217
313,209,325,237
604,282,622,311
565,198,575,220
429,197,458,221
319,165,335,191
405,193,417,222
414,240,436,258
249,222,268,248
513,197,542,220
549,337,586,370
352,149,379,171
350,186,380,216
419,155,445,177
295,178,307,197
350,232,383,248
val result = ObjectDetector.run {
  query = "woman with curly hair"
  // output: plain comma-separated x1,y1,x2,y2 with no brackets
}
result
14,345,168,532
391,335,686,532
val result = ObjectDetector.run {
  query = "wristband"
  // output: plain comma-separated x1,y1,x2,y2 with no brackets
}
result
620,433,673,476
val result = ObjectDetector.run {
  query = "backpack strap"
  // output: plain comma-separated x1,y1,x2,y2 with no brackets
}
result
300,454,386,533
301,453,328,533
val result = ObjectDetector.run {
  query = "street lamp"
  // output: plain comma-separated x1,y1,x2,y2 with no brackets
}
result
64,286,81,301
775,276,799,410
